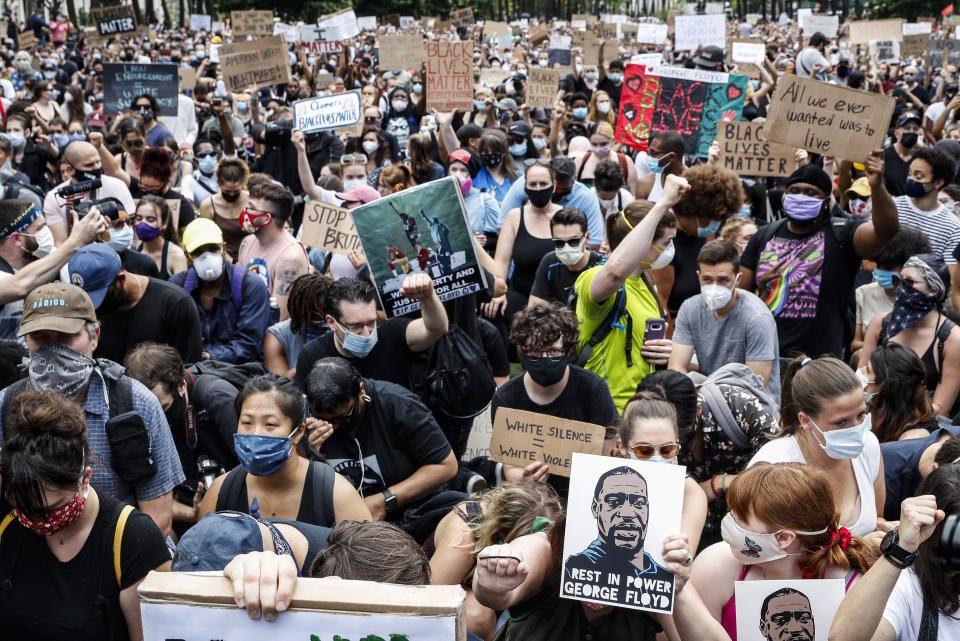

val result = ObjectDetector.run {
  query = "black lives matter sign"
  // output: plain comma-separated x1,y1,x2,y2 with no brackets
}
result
91,5,137,37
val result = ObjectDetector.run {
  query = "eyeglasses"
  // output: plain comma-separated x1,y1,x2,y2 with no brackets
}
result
525,348,566,358
552,236,584,250
337,318,377,333
323,398,359,426
893,275,923,290
340,153,368,165
627,442,680,460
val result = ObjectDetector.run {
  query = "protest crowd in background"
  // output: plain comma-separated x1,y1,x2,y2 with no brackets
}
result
5,3,960,641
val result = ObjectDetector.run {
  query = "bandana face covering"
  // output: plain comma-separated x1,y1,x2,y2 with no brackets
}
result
28,342,96,399
885,257,944,338
16,481,87,536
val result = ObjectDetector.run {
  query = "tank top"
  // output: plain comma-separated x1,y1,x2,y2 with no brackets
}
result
214,460,337,528
266,319,307,369
719,565,862,640
510,204,555,297
210,197,245,260
137,239,172,279
647,172,665,202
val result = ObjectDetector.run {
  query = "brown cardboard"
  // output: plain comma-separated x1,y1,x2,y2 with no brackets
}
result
178,66,196,92
717,121,798,177
426,39,472,112
301,201,362,255
581,32,601,66
18,29,36,49
765,74,895,162
231,10,274,37
846,18,905,43
901,34,928,59
90,5,138,37
450,7,475,28
219,35,292,92
600,22,618,39
489,408,605,477
530,24,549,45
527,68,561,109
485,21,510,36
379,34,425,71
381,14,401,28
479,68,513,86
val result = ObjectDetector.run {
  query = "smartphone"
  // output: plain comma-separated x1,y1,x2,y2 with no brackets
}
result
645,318,666,341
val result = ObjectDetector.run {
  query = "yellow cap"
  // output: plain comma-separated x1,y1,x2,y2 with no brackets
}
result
182,218,224,254
846,177,871,198
852,162,866,171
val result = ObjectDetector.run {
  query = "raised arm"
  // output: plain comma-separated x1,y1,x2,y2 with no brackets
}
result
472,533,555,611
401,273,449,351
291,129,324,201
852,149,898,258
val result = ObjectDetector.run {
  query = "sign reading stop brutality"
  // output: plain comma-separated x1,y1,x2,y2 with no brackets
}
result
614,64,748,158
426,40,472,112
490,408,605,476
350,177,487,318
293,90,361,134
219,35,291,92
231,10,273,37
765,75,895,162
102,63,178,116
717,121,798,177
560,453,685,614
91,5,137,37
300,201,361,255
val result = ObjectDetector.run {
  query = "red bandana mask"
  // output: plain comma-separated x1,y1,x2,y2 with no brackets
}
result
240,209,272,233
16,487,87,536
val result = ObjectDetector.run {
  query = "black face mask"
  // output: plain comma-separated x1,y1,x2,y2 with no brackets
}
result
221,190,241,202
481,153,502,169
525,185,554,208
900,132,919,148
76,167,103,182
521,354,568,386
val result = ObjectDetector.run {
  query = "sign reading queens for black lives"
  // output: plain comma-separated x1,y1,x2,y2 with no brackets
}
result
293,90,362,134
560,453,685,614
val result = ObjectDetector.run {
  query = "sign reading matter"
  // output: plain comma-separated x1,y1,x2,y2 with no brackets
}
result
301,201,361,255
717,121,798,177
490,408,604,476
425,40,472,112
219,35,291,92
231,10,274,37
102,63,178,116
91,5,137,37
527,68,561,109
765,74,895,162
293,90,362,134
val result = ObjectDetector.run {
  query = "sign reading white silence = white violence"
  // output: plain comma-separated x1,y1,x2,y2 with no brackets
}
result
293,90,362,134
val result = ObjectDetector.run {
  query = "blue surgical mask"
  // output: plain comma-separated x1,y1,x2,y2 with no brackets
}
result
782,193,825,221
698,219,721,237
646,155,665,174
7,133,25,149
52,133,69,148
608,72,623,82
108,225,134,252
572,107,588,119
197,155,218,175
474,99,486,110
734,203,752,217
533,137,547,150
67,133,86,143
334,319,379,357
873,268,898,289
233,427,299,476
509,142,527,157
807,414,871,459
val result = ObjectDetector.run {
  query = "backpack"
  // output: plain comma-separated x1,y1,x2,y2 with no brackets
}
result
186,360,269,391
181,263,246,311
409,326,496,419
573,285,632,368
694,363,778,450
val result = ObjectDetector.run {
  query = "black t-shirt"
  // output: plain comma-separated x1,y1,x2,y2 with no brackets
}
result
128,177,197,230
491,366,618,498
119,248,161,279
295,317,413,391
0,493,169,641
94,277,203,364
883,145,909,197
667,229,707,314
741,217,863,358
530,250,604,305
318,378,452,507
598,77,623,111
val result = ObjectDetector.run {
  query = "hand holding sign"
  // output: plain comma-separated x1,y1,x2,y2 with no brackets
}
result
865,149,885,190
223,550,298,621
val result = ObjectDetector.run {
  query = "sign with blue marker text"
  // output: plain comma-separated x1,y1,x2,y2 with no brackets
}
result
102,63,179,117
293,90,362,134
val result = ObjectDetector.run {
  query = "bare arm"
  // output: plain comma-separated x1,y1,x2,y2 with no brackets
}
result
389,451,458,507
332,473,373,522
472,533,555,611
137,490,174,539
430,510,478,585
853,149,898,258
402,273,449,352
933,330,960,417
90,131,130,185
858,313,886,369
473,235,507,297
291,129,324,201
667,342,695,374
120,560,171,641
491,208,520,281
263,332,293,377
745,360,773,387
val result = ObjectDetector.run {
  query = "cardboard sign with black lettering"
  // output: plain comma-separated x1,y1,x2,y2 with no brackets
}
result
18,29,36,49
730,39,766,66
231,10,273,37
765,74,895,162
425,39,472,112
490,408,605,476
450,7,475,28
293,90,362,134
102,63,178,116
91,5,137,37
560,453,684,613
189,14,212,32
300,201,361,255
717,121,798,177
379,34,425,71
527,68,561,109
902,34,929,59
926,40,960,72
219,35,291,92
869,39,900,63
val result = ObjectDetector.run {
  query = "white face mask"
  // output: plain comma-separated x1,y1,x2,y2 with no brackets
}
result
807,414,871,460
855,368,877,403
23,225,55,258
645,241,675,270
720,513,828,565
596,101,611,114
361,140,379,155
555,238,586,266
193,251,223,281
597,196,618,211
701,277,738,311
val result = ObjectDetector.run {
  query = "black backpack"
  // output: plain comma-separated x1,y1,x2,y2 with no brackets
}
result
409,326,496,419
186,360,269,392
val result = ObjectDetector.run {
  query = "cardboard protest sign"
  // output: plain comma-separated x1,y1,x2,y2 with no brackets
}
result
91,5,137,37
379,34,424,70
902,34,929,59
717,121,798,177
102,64,178,117
231,10,273,37
846,19,904,44
903,22,933,36
293,90,362,134
357,16,377,31
600,22,619,39
527,68,561,109
530,24,549,45
138,571,465,640
219,35,291,92
572,14,591,27
674,14,726,51
582,34,602,66
614,64,748,158
485,20,510,36
425,40,472,112
300,201,361,255
735,579,844,641
635,23,669,44
450,7,475,28
350,177,488,318
189,14,211,32
490,408,604,476
300,25,342,55
870,39,901,63
479,68,513,87
560,453,684,613
178,66,196,92
765,74,894,162
272,22,299,42
18,29,36,49
800,14,839,38
731,40,766,66
926,40,960,72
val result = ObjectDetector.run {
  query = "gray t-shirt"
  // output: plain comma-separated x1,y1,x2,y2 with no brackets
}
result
796,47,830,79
673,289,781,402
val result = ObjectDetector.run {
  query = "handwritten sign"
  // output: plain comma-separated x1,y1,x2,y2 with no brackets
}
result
800,14,839,38
902,34,929,59
635,23,669,44
717,121,798,177
674,13,726,51
379,34,424,71
846,18,904,44
91,5,137,37
765,74,895,162
311,8,360,41
18,29,36,49
527,68,561,109
300,25,341,55
102,63,179,116
731,39,765,66
425,39,472,112
300,201,361,254
450,7,475,28
479,68,513,87
273,22,299,42
219,35,291,92
870,39,901,63
293,90,362,134
231,10,273,37
548,34,572,66
490,408,605,476
357,16,377,31
926,40,960,72
189,14,211,32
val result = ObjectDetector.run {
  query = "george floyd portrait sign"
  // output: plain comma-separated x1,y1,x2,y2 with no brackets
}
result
735,579,844,641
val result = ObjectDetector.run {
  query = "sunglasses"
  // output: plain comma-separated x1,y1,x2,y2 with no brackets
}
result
524,158,551,168
552,236,584,249
627,442,680,460
340,153,368,165
893,275,923,290
196,151,217,159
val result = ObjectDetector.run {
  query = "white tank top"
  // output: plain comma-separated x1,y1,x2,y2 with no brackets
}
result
647,172,664,203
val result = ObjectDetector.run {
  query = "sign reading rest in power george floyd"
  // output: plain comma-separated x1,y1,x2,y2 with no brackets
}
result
219,35,291,92
91,5,137,37
426,40,472,112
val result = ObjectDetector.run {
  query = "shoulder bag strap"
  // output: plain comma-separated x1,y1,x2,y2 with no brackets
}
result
0,510,14,537
918,593,940,641
576,151,592,182
311,461,336,526
699,382,751,449
230,264,246,311
574,286,626,367
113,504,135,587
937,317,956,371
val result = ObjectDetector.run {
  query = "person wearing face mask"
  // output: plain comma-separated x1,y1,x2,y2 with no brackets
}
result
382,86,422,158
198,373,371,529
180,137,221,207
740,156,899,359
573,121,637,190
860,343,938,445
884,111,925,197
0,389,173,641
0,200,55,338
635,130,686,201
669,240,781,402
691,462,874,640
449,148,501,249
9,51,32,92
27,80,65,133
197,158,250,260
559,54,595,98
304,357,457,538
506,120,537,163
587,90,615,127
472,129,520,204
492,303,618,499
575,175,689,411
133,196,188,279
926,81,958,140
130,94,174,147
169,219,270,364
597,45,625,112
528,207,603,308
4,113,56,192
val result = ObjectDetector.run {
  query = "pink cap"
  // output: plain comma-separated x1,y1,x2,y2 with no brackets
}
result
336,184,380,204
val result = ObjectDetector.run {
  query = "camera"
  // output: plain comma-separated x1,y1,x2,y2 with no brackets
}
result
937,513,960,572
264,119,293,146
56,178,101,199
73,196,124,221
196,456,224,492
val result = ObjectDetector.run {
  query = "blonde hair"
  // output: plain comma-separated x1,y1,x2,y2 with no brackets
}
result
469,481,562,555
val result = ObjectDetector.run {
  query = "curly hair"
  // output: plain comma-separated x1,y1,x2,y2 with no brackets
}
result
379,164,414,192
287,273,333,337
509,302,580,355
673,164,745,220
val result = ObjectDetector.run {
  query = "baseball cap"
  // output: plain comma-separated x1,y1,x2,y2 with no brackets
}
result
64,243,122,309
18,282,97,337
456,122,484,145
508,120,532,138
172,511,264,572
497,97,518,111
336,184,380,204
846,177,871,198
693,45,724,68
896,111,922,128
87,110,106,128
182,218,224,254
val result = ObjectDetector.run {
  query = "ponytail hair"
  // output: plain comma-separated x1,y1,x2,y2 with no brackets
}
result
620,389,679,445
779,355,860,435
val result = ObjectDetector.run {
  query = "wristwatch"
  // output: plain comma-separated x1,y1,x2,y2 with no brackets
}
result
381,488,399,516
881,530,920,569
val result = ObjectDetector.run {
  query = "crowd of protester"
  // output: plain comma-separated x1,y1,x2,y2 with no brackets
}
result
2,7,960,641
